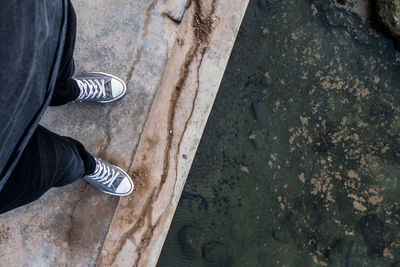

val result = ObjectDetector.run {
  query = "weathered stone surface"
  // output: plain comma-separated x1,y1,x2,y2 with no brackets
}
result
377,0,400,40
0,0,179,265
164,0,190,22
0,181,118,266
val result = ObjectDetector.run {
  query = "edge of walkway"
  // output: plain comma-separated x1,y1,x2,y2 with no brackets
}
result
97,0,249,265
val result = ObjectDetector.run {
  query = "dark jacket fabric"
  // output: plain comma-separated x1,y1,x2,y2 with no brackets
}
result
0,0,67,191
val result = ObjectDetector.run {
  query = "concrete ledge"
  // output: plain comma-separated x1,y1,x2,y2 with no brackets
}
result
0,0,248,265
97,0,249,265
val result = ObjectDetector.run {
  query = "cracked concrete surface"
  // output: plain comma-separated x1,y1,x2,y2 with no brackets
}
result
0,0,248,265
0,0,181,265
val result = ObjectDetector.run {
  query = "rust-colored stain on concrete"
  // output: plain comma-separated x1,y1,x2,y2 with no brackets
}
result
97,0,248,266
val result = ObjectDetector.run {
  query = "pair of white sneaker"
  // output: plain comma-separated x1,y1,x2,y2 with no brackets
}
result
73,72,133,196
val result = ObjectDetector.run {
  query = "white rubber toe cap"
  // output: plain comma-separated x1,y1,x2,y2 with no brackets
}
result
111,78,126,98
116,177,134,195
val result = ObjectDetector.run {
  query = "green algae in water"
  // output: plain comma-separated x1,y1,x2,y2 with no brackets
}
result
158,0,400,266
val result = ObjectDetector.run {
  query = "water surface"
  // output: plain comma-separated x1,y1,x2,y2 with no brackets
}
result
159,0,400,265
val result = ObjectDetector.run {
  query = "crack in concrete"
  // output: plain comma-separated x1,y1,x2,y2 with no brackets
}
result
98,0,218,265
157,0,217,198
98,187,157,266
132,193,159,267
66,183,91,250
124,0,161,173
171,46,207,204
97,107,113,159
155,0,218,205
126,50,142,170
143,0,158,35
126,51,142,86
99,52,142,164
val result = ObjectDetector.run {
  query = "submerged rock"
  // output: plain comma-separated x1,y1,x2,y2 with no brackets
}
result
359,214,394,256
250,129,267,149
377,0,400,41
252,101,269,128
258,0,280,13
313,0,372,44
314,132,333,153
344,241,369,266
178,225,204,257
369,101,393,118
202,241,233,266
323,239,346,262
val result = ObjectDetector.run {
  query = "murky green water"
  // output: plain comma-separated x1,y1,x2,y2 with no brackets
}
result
158,0,400,266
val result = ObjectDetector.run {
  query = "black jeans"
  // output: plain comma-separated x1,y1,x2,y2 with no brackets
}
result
0,1,96,214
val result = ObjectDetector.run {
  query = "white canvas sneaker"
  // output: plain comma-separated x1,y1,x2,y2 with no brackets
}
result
73,72,126,103
84,157,134,196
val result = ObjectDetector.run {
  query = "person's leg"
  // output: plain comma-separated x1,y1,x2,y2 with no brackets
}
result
0,125,96,214
50,0,80,106
49,0,128,106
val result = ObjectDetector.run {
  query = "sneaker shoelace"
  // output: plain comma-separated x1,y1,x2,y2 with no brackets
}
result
87,160,119,188
75,78,106,100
